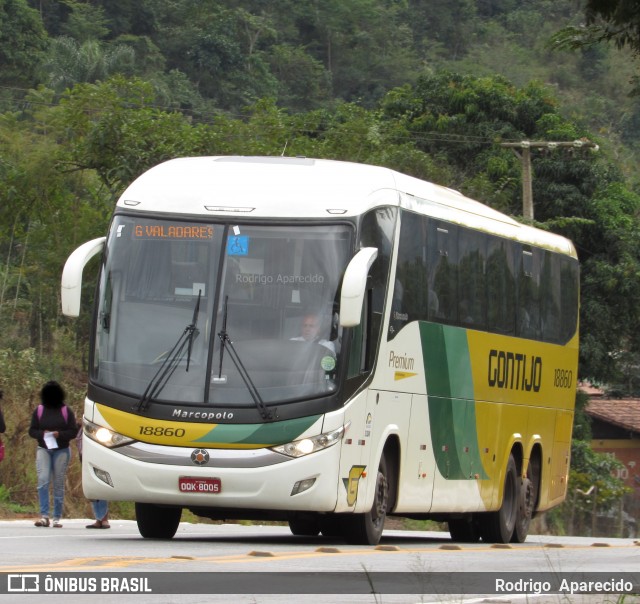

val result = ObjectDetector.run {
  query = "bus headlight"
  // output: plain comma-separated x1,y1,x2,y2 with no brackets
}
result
271,423,348,458
83,418,135,448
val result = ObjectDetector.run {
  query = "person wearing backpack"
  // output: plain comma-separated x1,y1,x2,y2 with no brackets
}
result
0,390,6,464
0,390,5,434
28,381,77,528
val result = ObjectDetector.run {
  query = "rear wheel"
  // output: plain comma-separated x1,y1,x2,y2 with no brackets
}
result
480,454,518,543
343,454,389,545
135,502,182,539
512,455,540,543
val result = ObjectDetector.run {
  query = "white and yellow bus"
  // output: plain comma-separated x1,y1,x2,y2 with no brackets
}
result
62,156,579,544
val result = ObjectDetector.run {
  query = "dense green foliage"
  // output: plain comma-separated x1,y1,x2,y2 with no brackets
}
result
0,0,637,530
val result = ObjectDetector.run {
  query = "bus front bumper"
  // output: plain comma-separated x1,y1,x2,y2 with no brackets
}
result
81,436,341,512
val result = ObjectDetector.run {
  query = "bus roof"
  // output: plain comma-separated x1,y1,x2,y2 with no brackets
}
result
117,156,577,257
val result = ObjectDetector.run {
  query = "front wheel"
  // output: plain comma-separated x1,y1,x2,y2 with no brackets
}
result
288,516,320,536
343,454,389,545
319,515,343,538
135,502,182,539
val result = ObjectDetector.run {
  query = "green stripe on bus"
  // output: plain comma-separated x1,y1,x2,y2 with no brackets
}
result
194,415,321,446
420,322,488,480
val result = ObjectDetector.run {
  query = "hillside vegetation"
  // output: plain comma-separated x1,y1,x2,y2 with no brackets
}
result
0,0,636,531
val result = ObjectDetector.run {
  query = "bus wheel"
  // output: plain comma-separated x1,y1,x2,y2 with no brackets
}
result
288,516,320,536
343,454,389,545
135,502,181,539
448,516,481,542
480,454,518,543
512,455,540,543
319,515,342,537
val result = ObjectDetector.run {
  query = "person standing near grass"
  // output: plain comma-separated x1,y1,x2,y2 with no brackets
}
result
0,390,6,470
28,381,76,528
0,390,5,434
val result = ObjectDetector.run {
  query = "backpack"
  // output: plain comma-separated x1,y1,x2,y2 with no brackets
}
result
37,404,69,424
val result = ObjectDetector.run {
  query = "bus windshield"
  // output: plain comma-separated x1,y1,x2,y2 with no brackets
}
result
92,216,353,408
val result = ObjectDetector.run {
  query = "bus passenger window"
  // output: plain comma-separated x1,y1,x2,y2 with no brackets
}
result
486,237,515,335
540,251,561,342
559,257,579,343
457,230,487,329
517,247,542,340
428,223,457,324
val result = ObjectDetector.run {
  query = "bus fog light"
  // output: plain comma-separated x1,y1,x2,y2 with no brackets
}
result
291,478,316,496
93,467,114,487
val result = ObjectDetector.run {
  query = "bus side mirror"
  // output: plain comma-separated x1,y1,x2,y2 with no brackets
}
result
339,247,378,327
61,237,106,317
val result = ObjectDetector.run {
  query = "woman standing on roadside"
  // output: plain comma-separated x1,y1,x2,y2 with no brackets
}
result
28,381,76,528
0,391,6,469
0,390,6,434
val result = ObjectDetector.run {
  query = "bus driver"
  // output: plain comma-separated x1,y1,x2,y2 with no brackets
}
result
291,313,336,354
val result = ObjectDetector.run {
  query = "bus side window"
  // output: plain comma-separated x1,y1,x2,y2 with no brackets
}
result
486,237,516,335
559,257,579,343
457,229,487,329
540,250,561,342
428,222,458,324
517,247,542,340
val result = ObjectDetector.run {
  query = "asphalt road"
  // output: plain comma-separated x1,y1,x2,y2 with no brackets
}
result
0,519,638,604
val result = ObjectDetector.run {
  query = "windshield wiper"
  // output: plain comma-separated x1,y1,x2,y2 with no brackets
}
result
136,290,201,412
216,296,274,421
186,290,202,371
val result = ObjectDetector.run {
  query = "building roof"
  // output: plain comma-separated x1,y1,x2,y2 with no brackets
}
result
586,398,640,434
578,381,605,398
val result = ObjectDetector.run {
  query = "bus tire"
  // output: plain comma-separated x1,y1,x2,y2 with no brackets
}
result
512,455,540,543
135,502,181,539
480,454,518,543
343,453,389,545
319,515,343,538
448,515,481,542
288,516,321,536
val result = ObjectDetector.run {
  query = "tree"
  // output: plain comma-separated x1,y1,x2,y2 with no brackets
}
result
583,0,640,53
550,0,640,94
561,441,631,536
267,44,331,111
575,183,640,381
51,76,207,196
0,90,109,354
380,73,561,211
39,37,135,92
151,2,278,108
59,0,109,42
405,0,478,60
0,0,48,102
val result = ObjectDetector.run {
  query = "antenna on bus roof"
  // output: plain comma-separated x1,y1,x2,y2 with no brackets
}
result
281,141,288,157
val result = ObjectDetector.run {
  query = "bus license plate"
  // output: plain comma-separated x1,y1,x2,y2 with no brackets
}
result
179,477,221,493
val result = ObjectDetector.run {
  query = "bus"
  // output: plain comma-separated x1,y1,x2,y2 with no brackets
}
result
61,156,579,545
